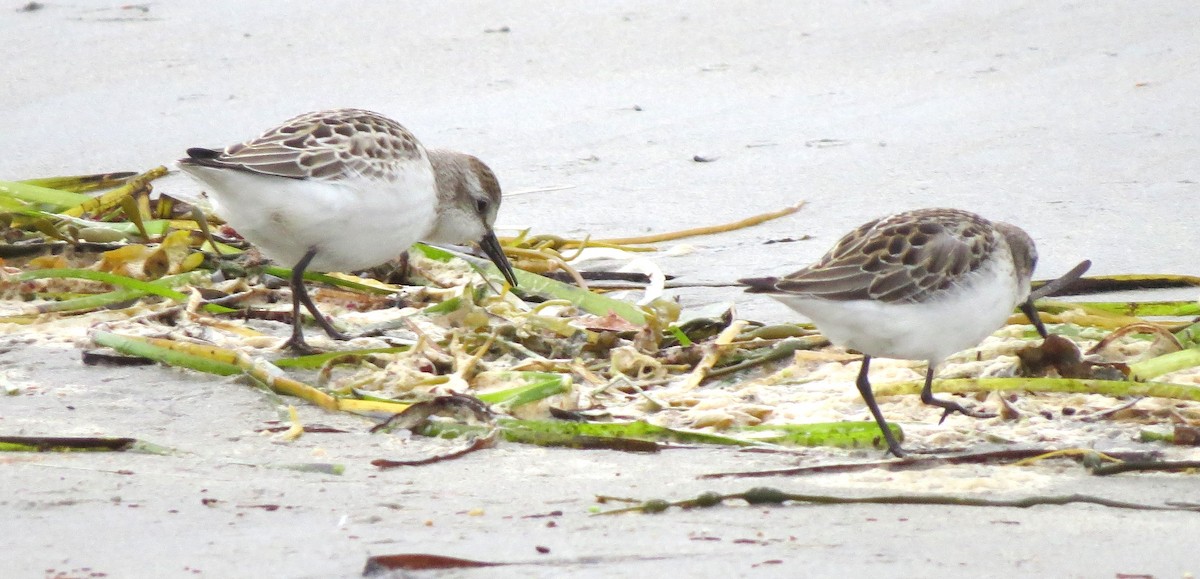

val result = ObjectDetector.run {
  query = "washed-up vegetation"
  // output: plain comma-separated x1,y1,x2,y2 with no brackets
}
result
2,169,1199,464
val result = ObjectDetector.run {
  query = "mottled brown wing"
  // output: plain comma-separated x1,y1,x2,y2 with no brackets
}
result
181,109,425,181
770,209,997,303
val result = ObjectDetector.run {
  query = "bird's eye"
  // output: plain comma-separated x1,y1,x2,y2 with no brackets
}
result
475,198,490,214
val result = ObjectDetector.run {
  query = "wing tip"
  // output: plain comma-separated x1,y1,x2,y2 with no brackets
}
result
738,276,780,293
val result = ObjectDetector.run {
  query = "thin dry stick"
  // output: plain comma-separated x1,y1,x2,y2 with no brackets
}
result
589,201,805,246
1079,398,1142,422
699,448,1162,479
772,493,1200,512
1009,448,1124,467
594,490,1200,515
372,429,499,469
1091,460,1200,476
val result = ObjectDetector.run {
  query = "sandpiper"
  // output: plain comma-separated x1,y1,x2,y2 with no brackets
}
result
739,208,1049,457
179,108,518,352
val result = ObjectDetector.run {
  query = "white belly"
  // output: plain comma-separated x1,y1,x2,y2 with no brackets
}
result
770,257,1023,363
181,162,438,272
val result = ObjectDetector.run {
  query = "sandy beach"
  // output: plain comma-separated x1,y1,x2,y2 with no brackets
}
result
2,2,1198,577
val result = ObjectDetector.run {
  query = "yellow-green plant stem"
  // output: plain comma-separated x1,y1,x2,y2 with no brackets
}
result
872,377,1200,402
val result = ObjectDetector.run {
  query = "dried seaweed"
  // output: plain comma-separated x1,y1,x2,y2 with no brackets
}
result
0,436,170,454
364,554,500,573
3,168,1200,459
871,376,1200,403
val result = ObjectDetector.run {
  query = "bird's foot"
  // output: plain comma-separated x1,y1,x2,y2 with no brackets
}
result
933,400,996,424
884,441,907,458
283,334,322,355
874,423,907,458
310,316,351,341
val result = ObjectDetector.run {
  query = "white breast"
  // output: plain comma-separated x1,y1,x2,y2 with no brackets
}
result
770,253,1023,363
180,161,439,272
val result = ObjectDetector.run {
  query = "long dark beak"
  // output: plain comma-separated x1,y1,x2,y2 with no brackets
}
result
1019,298,1049,339
1021,259,1092,340
479,230,518,287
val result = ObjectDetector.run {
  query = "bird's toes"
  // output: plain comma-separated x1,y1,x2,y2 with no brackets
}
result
936,403,995,424
283,336,322,355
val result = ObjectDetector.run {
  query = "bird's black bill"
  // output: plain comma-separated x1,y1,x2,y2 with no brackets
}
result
1021,259,1090,340
1020,298,1049,339
479,230,518,287
1030,259,1092,300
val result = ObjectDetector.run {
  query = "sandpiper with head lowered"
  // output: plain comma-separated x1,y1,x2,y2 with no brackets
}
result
178,108,517,352
739,208,1050,457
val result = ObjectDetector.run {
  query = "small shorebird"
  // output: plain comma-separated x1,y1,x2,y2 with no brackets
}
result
179,108,517,352
740,208,1050,457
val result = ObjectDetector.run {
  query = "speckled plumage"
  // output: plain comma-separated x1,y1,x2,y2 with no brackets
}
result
740,208,1047,457
186,108,427,181
178,108,516,352
743,208,1036,305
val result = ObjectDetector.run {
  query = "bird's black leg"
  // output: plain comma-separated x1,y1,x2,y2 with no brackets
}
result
919,362,994,423
284,248,349,353
855,355,906,458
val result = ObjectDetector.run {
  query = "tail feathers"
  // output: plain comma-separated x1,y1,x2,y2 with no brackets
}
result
738,276,781,293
